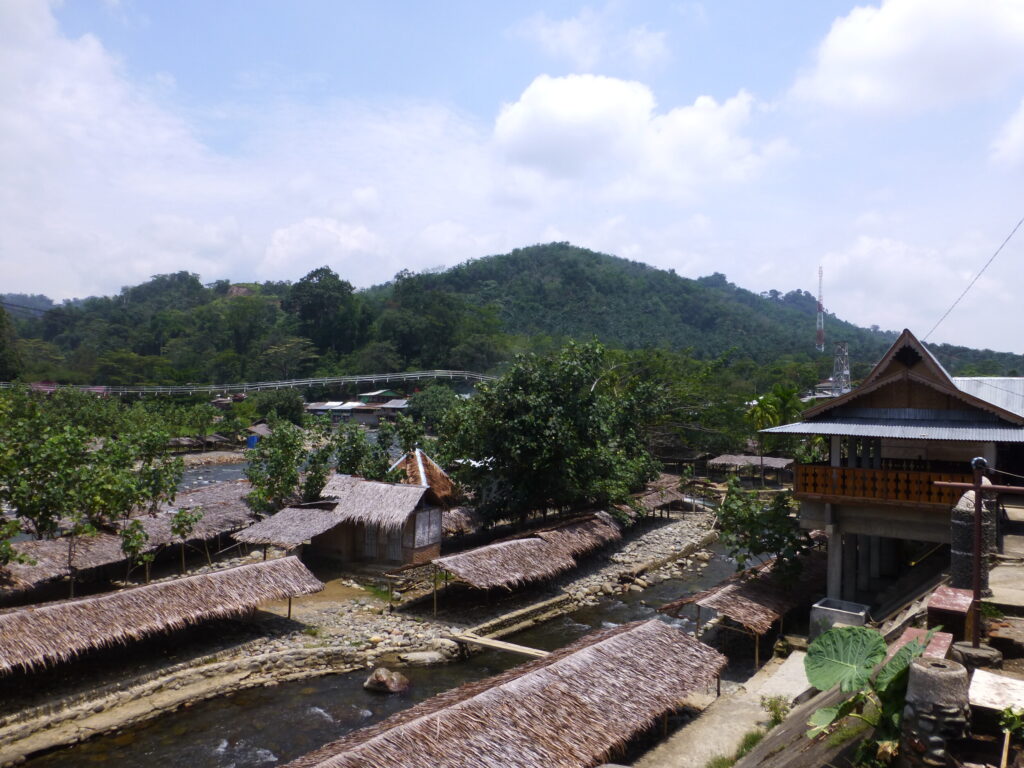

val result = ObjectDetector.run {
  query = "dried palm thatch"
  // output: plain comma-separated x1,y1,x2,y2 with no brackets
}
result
4,533,129,592
285,619,727,768
441,507,480,537
660,550,827,635
536,511,621,559
233,508,343,548
0,557,323,675
435,539,576,590
707,454,793,471
635,487,688,512
390,449,459,507
321,474,427,531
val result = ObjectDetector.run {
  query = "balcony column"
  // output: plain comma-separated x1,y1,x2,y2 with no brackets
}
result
826,518,842,599
830,436,841,467
856,534,871,592
842,533,858,601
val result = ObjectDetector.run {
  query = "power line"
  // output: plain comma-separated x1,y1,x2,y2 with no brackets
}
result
923,214,1024,342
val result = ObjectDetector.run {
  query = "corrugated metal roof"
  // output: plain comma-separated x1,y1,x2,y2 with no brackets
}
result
763,419,1024,442
953,377,1024,419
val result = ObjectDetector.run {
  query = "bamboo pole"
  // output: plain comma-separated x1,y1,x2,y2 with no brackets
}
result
288,596,293,619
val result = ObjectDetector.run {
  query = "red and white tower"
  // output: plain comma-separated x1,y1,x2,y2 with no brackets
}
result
815,266,825,352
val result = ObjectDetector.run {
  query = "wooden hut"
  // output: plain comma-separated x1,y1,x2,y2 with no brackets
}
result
0,557,323,675
284,619,727,768
234,474,443,567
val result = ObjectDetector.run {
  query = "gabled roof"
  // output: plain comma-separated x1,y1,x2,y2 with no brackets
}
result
801,329,1024,426
389,449,459,506
320,473,429,530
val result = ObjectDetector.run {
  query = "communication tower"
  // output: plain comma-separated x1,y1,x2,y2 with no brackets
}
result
815,266,825,352
831,341,851,397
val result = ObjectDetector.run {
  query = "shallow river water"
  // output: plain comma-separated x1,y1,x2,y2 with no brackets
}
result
25,544,738,768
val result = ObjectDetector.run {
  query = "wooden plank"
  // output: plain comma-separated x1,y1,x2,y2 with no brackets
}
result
970,668,1024,711
449,633,549,658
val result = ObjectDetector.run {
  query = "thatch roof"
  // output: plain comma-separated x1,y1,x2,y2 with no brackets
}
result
660,550,827,635
3,532,127,592
233,507,343,548
435,539,575,590
285,619,727,768
441,507,481,537
707,454,793,471
320,474,428,531
434,512,621,590
390,449,459,507
0,557,323,675
536,511,621,559
131,479,258,547
635,487,689,511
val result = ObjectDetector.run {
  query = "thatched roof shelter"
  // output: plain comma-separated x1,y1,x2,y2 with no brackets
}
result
390,449,459,507
434,512,622,590
285,619,727,768
0,557,323,675
707,455,793,471
320,474,429,531
233,508,343,548
536,511,621,559
660,550,827,635
3,533,127,592
435,539,576,590
635,487,688,512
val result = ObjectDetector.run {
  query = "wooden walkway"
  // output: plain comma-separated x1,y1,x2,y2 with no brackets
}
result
447,632,549,658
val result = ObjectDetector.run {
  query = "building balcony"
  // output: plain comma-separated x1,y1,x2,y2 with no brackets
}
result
794,464,972,509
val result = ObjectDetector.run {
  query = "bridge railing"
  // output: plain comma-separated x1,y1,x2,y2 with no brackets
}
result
0,370,494,396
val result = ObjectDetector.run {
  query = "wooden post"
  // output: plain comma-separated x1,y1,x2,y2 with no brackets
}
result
432,565,438,617
696,606,702,634
754,632,760,669
287,596,293,619
716,675,721,697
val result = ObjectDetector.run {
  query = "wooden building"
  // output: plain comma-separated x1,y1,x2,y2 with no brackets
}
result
764,329,1024,604
235,474,442,567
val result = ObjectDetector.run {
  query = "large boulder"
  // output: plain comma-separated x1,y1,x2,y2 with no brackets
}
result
363,667,411,694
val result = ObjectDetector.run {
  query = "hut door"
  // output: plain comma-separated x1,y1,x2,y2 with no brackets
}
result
364,525,377,560
386,529,402,562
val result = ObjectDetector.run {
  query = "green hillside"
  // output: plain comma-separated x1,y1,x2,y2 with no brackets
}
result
4,242,1022,387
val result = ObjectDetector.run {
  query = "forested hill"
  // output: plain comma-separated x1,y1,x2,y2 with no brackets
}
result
397,243,894,364
3,242,1023,387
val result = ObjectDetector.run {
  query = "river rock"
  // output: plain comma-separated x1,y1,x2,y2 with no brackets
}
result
363,667,410,693
399,651,445,666
431,638,461,659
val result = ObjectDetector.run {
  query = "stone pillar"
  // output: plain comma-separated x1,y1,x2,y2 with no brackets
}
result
950,479,997,594
900,658,969,768
842,533,858,601
857,534,871,592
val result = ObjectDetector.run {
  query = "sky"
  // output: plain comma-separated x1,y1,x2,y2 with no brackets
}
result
2,0,1024,352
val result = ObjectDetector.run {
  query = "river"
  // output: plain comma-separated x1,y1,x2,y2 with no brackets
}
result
24,544,739,768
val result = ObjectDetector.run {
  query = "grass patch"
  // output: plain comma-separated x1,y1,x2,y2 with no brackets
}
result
365,584,393,602
827,720,870,747
301,626,322,638
703,728,766,768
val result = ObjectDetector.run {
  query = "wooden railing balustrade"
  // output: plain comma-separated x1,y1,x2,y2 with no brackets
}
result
793,464,972,507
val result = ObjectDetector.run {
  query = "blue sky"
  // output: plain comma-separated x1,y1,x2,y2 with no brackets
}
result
3,0,1024,352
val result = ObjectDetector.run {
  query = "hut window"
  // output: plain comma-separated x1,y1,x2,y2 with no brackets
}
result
414,508,442,547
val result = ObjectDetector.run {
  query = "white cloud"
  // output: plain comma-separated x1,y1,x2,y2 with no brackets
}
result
495,75,783,198
822,235,1013,346
263,219,380,280
792,0,1024,113
992,98,1024,167
513,5,669,72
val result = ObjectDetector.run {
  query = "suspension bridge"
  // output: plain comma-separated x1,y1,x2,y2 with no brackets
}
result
0,370,494,397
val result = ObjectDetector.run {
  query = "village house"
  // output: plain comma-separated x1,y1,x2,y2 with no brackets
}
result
764,329,1024,605
235,473,443,567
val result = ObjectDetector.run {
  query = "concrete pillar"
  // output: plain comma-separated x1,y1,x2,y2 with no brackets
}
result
844,437,856,467
842,533,858,601
983,442,997,468
827,525,843,599
857,534,871,592
830,436,841,468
